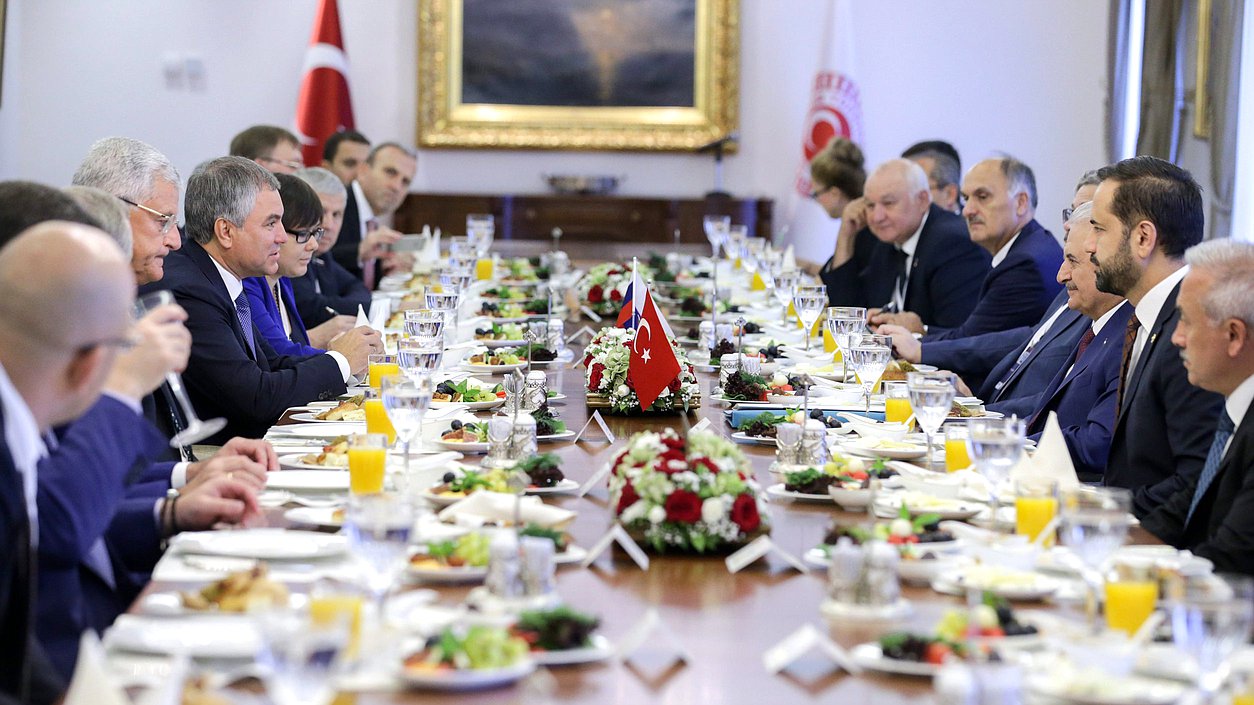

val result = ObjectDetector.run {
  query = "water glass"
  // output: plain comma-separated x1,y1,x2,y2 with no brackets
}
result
773,269,801,318
907,370,957,469
343,493,416,610
703,214,731,259
793,284,828,352
1169,574,1254,702
381,373,433,492
447,236,476,261
966,417,1026,528
402,309,446,344
847,334,892,412
466,213,495,257
439,266,475,294
726,224,748,263
1058,486,1132,628
825,306,866,381
255,606,350,705
397,337,443,378
425,290,460,336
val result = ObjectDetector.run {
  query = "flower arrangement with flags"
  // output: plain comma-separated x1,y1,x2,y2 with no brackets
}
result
619,260,680,410
293,0,355,167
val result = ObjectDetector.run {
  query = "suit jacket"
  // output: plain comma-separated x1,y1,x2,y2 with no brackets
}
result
923,220,1063,341
1142,395,1254,574
146,240,347,443
291,253,371,327
1104,282,1224,517
981,304,1089,418
331,184,370,283
821,205,990,329
1026,302,1134,479
243,276,320,357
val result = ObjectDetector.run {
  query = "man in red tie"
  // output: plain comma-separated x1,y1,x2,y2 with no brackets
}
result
330,141,416,287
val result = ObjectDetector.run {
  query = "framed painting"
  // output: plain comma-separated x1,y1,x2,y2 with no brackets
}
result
417,0,739,151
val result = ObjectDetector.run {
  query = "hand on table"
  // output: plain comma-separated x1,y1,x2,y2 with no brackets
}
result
174,475,264,531
870,310,925,334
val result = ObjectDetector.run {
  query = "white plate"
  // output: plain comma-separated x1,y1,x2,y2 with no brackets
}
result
174,528,348,561
398,659,536,690
932,567,1060,601
105,614,261,658
527,479,580,495
432,430,575,453
475,337,527,348
461,362,528,375
843,439,929,460
873,498,984,521
266,469,350,492
819,599,912,623
431,398,506,411
139,590,307,617
766,483,840,503
289,411,366,424
730,431,779,446
277,453,348,471
283,506,344,528
405,562,489,584
1026,673,1186,705
267,422,363,439
850,642,939,677
529,634,614,666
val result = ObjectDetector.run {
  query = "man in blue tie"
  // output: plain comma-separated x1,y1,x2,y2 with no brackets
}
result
1141,240,1254,575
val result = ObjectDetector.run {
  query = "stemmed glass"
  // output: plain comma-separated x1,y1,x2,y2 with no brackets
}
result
439,266,474,295
466,213,494,258
1169,574,1254,704
134,290,227,447
425,290,460,340
402,309,446,345
726,224,748,263
703,215,731,260
381,373,434,493
772,269,801,322
907,370,957,469
847,334,892,412
742,238,767,274
1057,486,1132,630
825,306,866,382
965,417,1026,529
255,606,350,705
793,284,828,352
343,493,416,616
397,337,443,379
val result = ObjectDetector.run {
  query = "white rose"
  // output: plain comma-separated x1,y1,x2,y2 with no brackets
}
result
701,497,725,524
620,500,647,524
648,505,667,524
617,384,631,397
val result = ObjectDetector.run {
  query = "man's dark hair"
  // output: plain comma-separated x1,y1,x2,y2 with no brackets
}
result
0,180,101,247
901,140,961,175
1096,156,1204,258
275,173,324,232
912,150,961,191
229,125,299,160
322,129,370,162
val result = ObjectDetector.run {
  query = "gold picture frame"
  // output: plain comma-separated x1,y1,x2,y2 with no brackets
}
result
1193,0,1211,139
417,0,739,152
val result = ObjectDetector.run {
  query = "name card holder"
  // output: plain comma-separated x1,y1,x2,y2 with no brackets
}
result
581,524,649,571
578,307,603,323
762,623,861,675
566,325,597,346
725,535,809,574
616,608,689,669
573,410,616,445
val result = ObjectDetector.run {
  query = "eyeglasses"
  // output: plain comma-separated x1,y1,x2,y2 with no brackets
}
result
285,226,325,244
258,156,305,171
809,185,835,200
117,196,178,234
76,335,138,356
1062,207,1075,223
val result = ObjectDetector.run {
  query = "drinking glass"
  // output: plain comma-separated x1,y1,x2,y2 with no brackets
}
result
466,213,495,257
447,236,476,261
135,290,227,447
255,606,350,705
424,290,460,338
1058,486,1132,629
438,266,474,295
847,334,892,412
944,424,971,471
1103,559,1157,636
966,417,1026,528
1014,477,1058,545
825,306,866,381
402,309,445,344
1169,574,1254,703
772,269,801,321
347,433,388,495
726,224,748,263
381,373,433,493
703,215,731,260
793,285,828,352
396,337,443,378
343,493,416,615
366,353,398,389
907,370,957,469
883,381,912,425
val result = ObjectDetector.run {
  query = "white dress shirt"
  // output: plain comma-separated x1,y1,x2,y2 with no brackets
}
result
1222,372,1254,458
0,360,45,548
891,211,928,311
989,230,1023,268
1125,266,1189,387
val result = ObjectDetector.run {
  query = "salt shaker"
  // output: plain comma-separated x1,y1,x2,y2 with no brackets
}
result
485,532,522,598
519,536,556,597
773,422,803,470
482,416,516,469
826,537,864,603
800,419,830,466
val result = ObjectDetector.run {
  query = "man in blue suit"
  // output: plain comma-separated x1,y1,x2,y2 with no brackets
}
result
1023,203,1131,479
1086,156,1223,517
820,159,989,330
152,157,381,442
873,157,1062,341
290,167,370,328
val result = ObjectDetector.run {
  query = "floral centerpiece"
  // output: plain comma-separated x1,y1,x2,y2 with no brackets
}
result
575,262,653,317
609,428,769,553
582,326,700,414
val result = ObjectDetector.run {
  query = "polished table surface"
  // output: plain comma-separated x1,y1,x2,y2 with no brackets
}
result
146,344,1159,705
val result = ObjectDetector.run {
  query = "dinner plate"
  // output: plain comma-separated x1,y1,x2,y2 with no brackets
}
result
820,599,912,623
267,422,362,439
873,497,984,521
766,483,839,503
174,528,348,561
475,337,527,348
1025,672,1186,705
432,430,575,453
266,470,350,492
397,658,536,690
529,634,614,666
405,561,489,584
842,439,929,460
730,431,778,446
277,453,347,471
106,614,262,658
932,567,1060,601
849,642,939,677
431,398,506,411
461,362,528,375
527,479,580,495
289,411,366,424
138,590,308,617
283,506,344,528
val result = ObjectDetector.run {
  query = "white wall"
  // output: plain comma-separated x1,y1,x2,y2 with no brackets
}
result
0,0,1108,261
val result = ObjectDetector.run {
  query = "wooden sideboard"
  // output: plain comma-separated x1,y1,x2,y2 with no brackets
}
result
393,192,773,244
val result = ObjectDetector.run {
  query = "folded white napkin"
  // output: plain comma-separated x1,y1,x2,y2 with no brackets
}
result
356,304,371,329
783,244,797,271
438,492,576,529
1008,411,1079,489
367,298,391,330
63,631,130,705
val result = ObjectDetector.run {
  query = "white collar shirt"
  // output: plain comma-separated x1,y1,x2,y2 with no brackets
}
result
1126,266,1189,387
0,360,45,548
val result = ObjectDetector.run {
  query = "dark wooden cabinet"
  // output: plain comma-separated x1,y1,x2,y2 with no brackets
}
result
393,193,773,245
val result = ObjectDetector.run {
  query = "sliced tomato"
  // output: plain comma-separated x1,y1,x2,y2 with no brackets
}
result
924,642,952,665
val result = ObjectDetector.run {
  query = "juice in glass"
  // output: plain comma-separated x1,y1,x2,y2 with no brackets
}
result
885,398,912,424
944,426,971,471
1014,496,1058,545
475,257,494,280
823,326,837,353
363,399,396,444
309,593,363,657
1103,580,1158,635
348,434,387,494
368,354,399,389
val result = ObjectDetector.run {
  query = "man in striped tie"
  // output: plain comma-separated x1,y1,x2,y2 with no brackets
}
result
1141,240,1254,575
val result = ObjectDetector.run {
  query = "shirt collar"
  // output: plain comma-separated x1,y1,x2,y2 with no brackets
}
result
1090,300,1129,336
898,210,929,257
990,230,1023,268
1134,265,1189,331
1227,372,1254,432
351,180,375,225
208,252,244,302
0,360,46,464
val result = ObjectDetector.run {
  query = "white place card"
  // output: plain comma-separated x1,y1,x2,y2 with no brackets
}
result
725,536,809,574
762,624,861,675
691,417,712,433
577,462,613,498
578,306,603,323
616,608,689,667
581,524,649,571
573,410,616,444
565,324,597,345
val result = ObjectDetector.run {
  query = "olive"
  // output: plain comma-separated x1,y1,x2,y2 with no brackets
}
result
809,409,824,420
450,419,463,430
442,472,455,483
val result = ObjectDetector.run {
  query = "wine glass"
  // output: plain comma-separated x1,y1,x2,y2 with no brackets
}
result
439,265,474,295
726,224,748,263
381,373,433,492
825,306,866,382
965,417,1026,529
907,370,957,469
792,284,827,352
466,213,494,258
397,337,443,379
703,215,731,260
772,269,801,321
255,606,350,705
134,290,227,447
447,236,476,262
402,309,446,345
1057,486,1132,629
1169,574,1254,703
847,334,892,412
343,493,416,615
424,290,460,339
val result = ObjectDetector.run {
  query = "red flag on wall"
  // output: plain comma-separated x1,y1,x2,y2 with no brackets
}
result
294,0,355,167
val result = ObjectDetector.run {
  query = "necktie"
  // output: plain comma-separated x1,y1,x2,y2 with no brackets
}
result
1185,410,1236,525
1075,328,1097,360
1116,315,1142,411
889,248,908,311
362,218,380,290
234,291,256,356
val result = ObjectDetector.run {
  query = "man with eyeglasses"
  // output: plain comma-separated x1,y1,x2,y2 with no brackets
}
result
229,125,305,175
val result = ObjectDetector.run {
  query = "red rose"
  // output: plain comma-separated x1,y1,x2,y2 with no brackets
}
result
588,284,604,303
610,289,623,302
662,436,685,451
612,449,630,471
691,457,719,475
658,448,687,473
665,489,702,523
583,354,593,368
668,376,682,393
730,494,761,533
589,363,606,390
616,482,639,514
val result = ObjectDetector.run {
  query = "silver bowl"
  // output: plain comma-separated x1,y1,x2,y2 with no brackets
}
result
543,175,623,196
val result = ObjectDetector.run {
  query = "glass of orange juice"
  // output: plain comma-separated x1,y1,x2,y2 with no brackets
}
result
363,399,396,445
347,433,388,495
367,354,399,389
944,425,972,472
1013,478,1058,545
1103,560,1159,636
308,580,364,660
883,381,912,425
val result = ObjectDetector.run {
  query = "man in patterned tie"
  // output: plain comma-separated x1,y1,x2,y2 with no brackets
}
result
1141,240,1254,575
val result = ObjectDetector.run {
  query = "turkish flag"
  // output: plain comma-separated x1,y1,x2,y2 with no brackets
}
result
294,0,355,167
628,288,682,411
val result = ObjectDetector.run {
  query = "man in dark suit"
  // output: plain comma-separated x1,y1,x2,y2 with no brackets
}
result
874,157,1063,340
331,142,416,287
1085,156,1222,517
153,157,381,442
1141,240,1254,574
1023,204,1132,479
820,159,989,330
292,167,371,328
